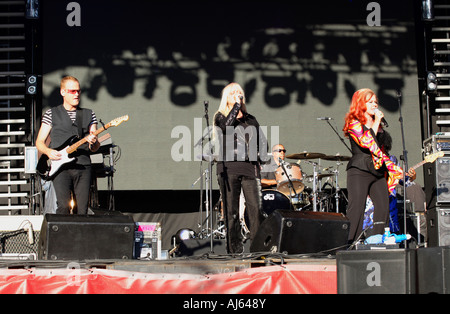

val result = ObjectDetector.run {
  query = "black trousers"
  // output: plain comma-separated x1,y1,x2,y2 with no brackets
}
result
346,167,389,242
218,173,262,254
53,165,92,215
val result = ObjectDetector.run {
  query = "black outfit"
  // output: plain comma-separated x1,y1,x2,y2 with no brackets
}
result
346,124,389,242
260,159,278,186
214,102,267,253
49,105,95,215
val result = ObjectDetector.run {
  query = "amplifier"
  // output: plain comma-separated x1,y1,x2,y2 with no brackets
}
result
134,222,161,259
424,134,450,155
427,207,450,247
0,215,43,254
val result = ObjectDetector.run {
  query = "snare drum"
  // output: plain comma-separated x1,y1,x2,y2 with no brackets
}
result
261,190,291,218
275,163,304,197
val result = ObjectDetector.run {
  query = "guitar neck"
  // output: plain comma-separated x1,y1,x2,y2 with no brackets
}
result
410,160,425,171
66,124,109,154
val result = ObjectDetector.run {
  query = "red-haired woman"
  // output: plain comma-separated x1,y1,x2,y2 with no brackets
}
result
343,88,403,243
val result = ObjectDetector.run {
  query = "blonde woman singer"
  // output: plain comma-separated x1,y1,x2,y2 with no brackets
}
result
213,83,267,254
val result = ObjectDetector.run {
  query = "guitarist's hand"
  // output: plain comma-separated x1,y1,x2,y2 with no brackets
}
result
407,168,416,181
87,132,99,152
48,149,62,160
86,133,97,145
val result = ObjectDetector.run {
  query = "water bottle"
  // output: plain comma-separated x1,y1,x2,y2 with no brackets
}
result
382,227,391,243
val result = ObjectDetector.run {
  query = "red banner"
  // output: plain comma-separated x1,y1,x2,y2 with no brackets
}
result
0,264,336,294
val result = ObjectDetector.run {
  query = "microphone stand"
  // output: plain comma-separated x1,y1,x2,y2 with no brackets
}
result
324,119,352,154
321,118,351,213
397,91,409,248
303,160,319,212
203,101,215,253
278,158,295,206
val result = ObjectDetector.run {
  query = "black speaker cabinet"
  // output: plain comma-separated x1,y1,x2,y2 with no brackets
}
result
250,209,350,254
417,246,450,294
425,157,450,207
427,207,450,247
38,214,135,260
436,157,450,203
337,249,417,294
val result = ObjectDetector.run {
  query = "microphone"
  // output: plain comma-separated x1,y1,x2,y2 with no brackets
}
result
204,101,208,115
239,96,244,105
317,117,333,120
278,157,289,166
373,108,389,127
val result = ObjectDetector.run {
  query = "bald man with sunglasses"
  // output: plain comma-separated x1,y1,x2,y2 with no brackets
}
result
261,144,287,188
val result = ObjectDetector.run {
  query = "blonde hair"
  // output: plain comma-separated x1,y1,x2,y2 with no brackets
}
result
217,82,247,117
212,82,247,142
60,76,79,89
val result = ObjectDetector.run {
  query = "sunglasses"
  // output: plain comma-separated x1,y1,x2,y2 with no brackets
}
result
65,89,81,95
273,149,286,153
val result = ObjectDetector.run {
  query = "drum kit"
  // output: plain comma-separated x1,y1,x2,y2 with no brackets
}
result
196,151,351,243
261,151,350,217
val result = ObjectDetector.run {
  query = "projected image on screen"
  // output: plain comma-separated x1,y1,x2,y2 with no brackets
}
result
42,0,422,191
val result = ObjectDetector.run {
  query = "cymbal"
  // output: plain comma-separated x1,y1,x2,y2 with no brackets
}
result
306,173,335,180
286,152,326,160
322,154,351,161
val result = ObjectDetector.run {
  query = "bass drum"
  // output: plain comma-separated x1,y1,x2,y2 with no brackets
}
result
261,190,292,218
275,163,304,197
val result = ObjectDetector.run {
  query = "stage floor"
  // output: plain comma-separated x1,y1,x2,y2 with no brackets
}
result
0,254,338,294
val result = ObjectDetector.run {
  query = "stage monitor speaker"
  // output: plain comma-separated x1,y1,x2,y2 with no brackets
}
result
427,207,450,247
337,249,416,294
417,246,450,294
250,209,350,255
38,214,135,260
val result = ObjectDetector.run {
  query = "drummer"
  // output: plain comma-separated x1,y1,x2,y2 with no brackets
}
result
261,144,288,188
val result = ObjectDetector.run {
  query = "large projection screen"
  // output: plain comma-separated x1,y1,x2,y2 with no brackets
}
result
42,0,423,192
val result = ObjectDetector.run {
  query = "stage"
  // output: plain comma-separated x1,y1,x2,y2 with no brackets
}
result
1,211,447,295
0,212,339,294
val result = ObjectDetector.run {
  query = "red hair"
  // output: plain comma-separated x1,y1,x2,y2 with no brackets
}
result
343,88,377,137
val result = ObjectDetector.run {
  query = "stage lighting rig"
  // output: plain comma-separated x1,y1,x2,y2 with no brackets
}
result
426,71,437,94
26,75,38,95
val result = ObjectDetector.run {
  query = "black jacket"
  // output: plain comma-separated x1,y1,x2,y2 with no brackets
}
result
346,124,385,178
214,102,268,177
